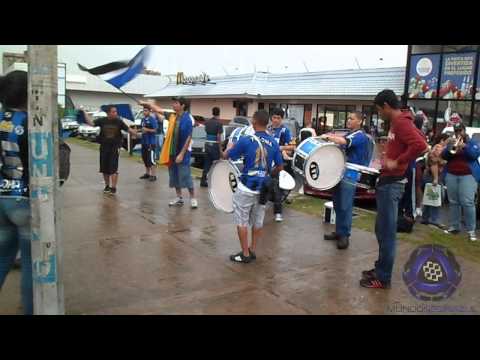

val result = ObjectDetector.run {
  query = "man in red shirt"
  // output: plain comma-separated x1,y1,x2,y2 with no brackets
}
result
360,90,428,289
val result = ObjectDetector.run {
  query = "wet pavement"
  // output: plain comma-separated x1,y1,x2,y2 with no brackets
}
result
1,142,479,315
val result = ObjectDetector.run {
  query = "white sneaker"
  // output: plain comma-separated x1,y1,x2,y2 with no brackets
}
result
415,208,423,218
169,197,184,206
298,185,304,195
191,198,198,209
275,213,283,222
468,231,477,241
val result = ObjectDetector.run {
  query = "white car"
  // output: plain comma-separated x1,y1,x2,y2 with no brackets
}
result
61,117,80,131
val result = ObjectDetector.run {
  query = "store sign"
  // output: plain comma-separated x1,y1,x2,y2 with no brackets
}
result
408,54,440,99
176,72,211,85
439,52,476,100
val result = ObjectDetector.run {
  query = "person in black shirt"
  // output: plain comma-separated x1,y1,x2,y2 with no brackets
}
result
83,105,137,195
200,107,223,187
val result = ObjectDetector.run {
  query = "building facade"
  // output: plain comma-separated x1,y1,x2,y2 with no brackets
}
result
405,45,480,131
146,68,406,134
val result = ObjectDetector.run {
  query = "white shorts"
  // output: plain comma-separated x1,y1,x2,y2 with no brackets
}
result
232,188,266,228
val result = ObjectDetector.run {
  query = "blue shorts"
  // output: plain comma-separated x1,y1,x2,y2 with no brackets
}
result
169,163,193,189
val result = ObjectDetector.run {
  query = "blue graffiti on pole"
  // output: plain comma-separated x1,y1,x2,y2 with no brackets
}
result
31,231,40,242
30,132,53,178
33,255,57,284
30,186,49,200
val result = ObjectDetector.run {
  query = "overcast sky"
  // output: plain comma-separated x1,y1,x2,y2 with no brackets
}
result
0,45,408,76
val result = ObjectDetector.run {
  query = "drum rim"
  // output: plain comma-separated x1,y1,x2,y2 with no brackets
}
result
207,160,240,213
345,162,380,175
293,137,346,191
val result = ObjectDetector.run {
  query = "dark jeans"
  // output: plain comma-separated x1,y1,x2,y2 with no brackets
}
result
258,177,283,214
201,143,220,186
398,166,414,219
0,198,32,315
332,179,356,237
374,181,405,284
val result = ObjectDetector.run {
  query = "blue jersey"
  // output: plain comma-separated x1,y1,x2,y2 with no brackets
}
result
227,131,283,191
268,125,292,146
342,129,371,181
0,110,29,198
141,115,158,146
175,112,193,165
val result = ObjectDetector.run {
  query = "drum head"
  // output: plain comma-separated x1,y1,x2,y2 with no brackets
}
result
279,170,295,190
208,160,239,213
305,144,345,190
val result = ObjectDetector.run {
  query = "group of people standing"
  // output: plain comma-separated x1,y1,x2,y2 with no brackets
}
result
3,68,480,314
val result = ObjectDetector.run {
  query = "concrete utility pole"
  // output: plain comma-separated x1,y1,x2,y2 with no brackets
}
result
27,45,65,315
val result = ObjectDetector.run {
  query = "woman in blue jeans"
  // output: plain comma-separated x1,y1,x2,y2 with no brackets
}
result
441,122,480,241
0,70,33,314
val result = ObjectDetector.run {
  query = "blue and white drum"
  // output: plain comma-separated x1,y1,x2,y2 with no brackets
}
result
344,163,380,190
293,137,345,190
207,160,243,213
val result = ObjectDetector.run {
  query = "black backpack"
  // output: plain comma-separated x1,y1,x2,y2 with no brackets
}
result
59,139,71,186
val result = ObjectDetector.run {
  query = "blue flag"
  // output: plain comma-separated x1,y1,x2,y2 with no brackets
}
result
78,46,153,89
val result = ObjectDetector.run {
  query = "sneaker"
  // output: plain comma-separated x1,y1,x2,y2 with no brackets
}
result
298,185,304,195
169,197,184,206
149,176,157,182
191,198,198,209
337,236,350,250
249,248,256,260
361,268,376,279
468,231,477,241
324,232,338,241
229,251,251,263
275,213,283,222
139,174,150,179
359,275,390,289
444,227,460,235
109,187,117,195
103,186,111,193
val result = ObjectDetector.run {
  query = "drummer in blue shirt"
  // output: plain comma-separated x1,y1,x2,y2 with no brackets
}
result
267,108,296,222
139,106,159,181
321,111,371,249
222,110,283,263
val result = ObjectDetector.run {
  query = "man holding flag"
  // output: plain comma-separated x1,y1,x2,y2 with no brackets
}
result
141,97,198,209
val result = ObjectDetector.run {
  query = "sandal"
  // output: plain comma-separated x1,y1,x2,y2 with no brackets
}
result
229,251,251,263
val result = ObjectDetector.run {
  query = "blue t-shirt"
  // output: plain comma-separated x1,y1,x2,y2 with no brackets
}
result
268,125,292,146
176,112,193,165
141,115,158,146
342,129,371,180
227,131,283,191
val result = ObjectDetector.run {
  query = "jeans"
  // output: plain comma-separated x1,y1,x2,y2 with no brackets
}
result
374,182,405,284
332,179,356,237
0,197,32,315
444,173,477,232
155,134,164,160
259,177,283,214
201,143,220,186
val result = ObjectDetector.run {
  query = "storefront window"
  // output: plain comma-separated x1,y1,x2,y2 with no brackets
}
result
437,100,472,129
443,45,478,53
315,104,356,132
472,103,480,128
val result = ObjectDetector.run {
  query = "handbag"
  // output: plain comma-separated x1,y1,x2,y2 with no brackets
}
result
422,183,442,207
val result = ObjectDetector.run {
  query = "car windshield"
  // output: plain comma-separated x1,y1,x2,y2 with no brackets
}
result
192,126,206,139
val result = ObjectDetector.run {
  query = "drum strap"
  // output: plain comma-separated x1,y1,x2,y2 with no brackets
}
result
249,134,269,175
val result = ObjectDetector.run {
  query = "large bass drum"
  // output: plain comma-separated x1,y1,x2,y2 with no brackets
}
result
207,160,242,213
293,137,345,190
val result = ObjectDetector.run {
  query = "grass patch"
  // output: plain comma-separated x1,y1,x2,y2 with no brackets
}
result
286,193,480,264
